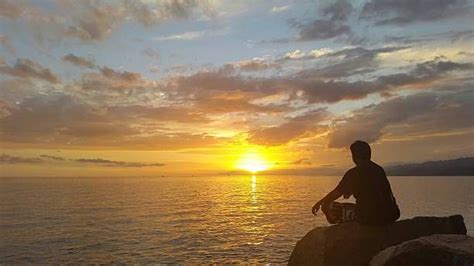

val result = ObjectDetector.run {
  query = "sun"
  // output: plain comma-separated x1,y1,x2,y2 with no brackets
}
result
236,150,270,173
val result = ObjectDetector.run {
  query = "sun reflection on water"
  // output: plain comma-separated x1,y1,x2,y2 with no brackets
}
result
251,175,257,193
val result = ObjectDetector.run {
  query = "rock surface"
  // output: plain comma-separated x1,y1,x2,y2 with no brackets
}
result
370,234,474,266
288,215,467,266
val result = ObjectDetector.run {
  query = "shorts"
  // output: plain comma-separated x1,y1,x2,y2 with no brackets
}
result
322,201,357,224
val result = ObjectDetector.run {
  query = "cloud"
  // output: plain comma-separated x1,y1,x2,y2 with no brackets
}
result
298,58,473,103
291,0,353,41
0,58,60,83
0,0,27,19
154,28,228,41
108,105,209,123
234,58,281,72
385,30,474,44
295,19,351,41
167,69,289,113
1,54,471,151
285,49,306,59
295,46,410,79
321,0,353,21
0,154,42,164
0,92,223,150
361,0,472,25
248,108,328,146
99,67,141,83
1,0,216,42
1,153,165,167
65,0,215,41
74,158,164,167
165,57,472,112
291,158,312,165
327,89,474,148
0,34,15,55
142,48,160,59
63,54,96,69
270,5,291,13
40,155,65,161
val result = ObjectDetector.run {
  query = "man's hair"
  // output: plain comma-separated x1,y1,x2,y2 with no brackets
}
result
350,140,371,160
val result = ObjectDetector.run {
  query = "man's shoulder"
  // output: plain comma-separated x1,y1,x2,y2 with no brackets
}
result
344,166,359,176
370,161,386,173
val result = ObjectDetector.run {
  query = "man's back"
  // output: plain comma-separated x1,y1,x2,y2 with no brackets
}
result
337,161,400,225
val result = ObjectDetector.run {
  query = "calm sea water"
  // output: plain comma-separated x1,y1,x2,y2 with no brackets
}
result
1,176,473,264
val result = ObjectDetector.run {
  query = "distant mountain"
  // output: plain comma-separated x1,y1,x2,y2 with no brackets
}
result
385,157,474,176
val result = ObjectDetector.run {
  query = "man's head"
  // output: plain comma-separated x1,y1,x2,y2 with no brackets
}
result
350,140,371,165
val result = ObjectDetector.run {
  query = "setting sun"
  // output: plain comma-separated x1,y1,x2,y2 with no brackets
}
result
236,151,271,173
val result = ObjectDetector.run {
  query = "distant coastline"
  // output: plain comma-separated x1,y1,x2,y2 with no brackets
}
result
385,157,474,176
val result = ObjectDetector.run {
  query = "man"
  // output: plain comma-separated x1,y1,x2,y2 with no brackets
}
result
312,140,400,225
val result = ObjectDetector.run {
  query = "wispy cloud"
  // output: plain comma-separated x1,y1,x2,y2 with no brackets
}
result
63,54,96,69
270,5,291,13
0,58,60,83
0,154,42,164
154,28,228,41
1,154,165,167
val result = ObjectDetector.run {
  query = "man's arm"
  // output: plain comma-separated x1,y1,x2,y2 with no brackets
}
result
311,188,343,215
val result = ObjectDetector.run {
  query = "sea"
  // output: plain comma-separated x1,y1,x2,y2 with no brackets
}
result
1,176,473,264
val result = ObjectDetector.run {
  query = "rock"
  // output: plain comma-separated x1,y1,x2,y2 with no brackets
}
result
288,215,467,266
370,234,474,266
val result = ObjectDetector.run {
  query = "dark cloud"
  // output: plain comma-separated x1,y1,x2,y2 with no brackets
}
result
322,0,353,21
247,108,328,146
63,54,96,69
40,155,65,161
167,70,291,114
99,67,141,83
0,154,42,164
294,19,351,41
327,89,474,148
384,30,474,44
0,59,60,83
291,0,353,41
361,0,472,25
166,57,472,110
295,46,410,79
298,58,473,103
74,158,164,167
1,153,165,167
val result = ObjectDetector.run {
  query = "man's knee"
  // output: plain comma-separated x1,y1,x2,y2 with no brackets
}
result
321,201,332,216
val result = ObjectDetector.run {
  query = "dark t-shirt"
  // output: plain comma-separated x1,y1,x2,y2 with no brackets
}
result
336,161,400,225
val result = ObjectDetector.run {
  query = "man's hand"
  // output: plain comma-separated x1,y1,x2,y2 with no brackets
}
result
312,202,321,215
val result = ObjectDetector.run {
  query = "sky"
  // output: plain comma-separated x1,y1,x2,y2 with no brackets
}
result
0,0,473,177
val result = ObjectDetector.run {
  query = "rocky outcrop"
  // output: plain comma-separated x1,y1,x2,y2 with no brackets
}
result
370,234,474,266
288,215,467,266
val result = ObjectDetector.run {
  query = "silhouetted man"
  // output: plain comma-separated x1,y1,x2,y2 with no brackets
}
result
312,140,400,225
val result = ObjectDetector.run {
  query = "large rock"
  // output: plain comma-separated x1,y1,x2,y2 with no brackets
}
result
288,215,467,266
370,234,474,266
